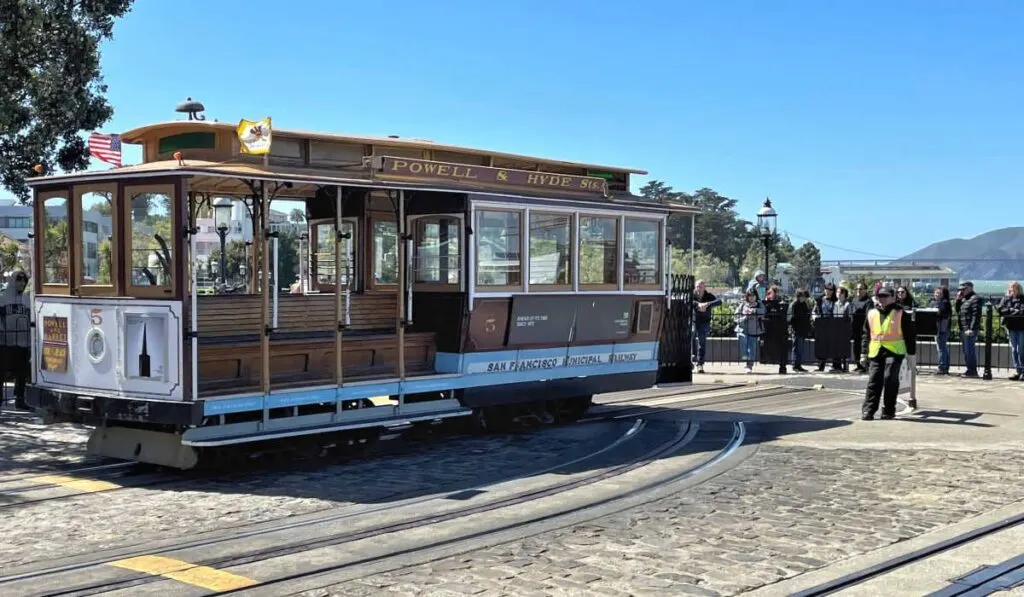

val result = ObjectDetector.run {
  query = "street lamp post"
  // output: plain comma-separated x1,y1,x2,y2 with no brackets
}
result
213,198,233,285
756,197,778,283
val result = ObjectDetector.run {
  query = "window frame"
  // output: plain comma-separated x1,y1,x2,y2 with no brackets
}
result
309,216,359,293
577,214,620,291
35,188,73,296
73,183,120,296
468,200,667,297
366,212,400,292
122,183,179,298
409,213,464,292
474,208,524,292
622,216,663,291
526,210,574,291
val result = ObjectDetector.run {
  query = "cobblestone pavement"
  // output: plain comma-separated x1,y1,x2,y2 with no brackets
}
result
0,422,623,569
0,411,93,474
302,445,1024,597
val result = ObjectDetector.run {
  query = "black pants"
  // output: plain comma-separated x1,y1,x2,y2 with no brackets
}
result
0,346,30,404
862,353,904,417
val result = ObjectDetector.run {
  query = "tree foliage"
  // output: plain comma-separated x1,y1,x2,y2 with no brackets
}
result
672,249,731,286
790,242,824,291
0,237,25,273
739,234,795,283
0,0,134,200
640,180,792,286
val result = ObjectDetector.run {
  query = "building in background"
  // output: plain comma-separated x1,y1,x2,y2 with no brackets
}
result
821,262,959,292
1,199,111,281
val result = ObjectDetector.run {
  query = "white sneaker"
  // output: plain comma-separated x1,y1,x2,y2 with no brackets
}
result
745,367,752,374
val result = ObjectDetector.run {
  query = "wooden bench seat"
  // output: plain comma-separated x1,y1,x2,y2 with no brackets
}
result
196,293,433,397
198,331,436,396
197,293,397,338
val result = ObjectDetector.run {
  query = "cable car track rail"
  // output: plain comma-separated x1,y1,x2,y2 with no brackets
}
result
2,418,751,596
791,511,1024,596
0,384,801,510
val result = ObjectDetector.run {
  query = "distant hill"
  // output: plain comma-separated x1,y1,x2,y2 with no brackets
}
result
900,227,1024,281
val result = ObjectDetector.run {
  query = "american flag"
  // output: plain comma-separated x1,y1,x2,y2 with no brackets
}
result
88,132,122,167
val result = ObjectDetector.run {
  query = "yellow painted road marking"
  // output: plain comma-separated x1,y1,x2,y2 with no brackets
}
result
34,475,121,492
111,555,258,591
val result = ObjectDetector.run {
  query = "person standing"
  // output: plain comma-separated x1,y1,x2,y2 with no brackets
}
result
789,289,812,372
834,287,853,372
0,271,32,410
691,279,722,374
859,287,916,420
996,281,1024,381
933,286,952,375
763,285,790,374
849,283,874,373
734,289,765,374
747,270,768,301
955,281,982,378
813,283,842,372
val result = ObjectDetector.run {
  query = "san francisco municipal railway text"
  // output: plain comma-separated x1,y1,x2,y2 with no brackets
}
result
476,351,644,373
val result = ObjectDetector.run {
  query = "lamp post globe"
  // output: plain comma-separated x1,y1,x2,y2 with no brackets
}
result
756,198,778,284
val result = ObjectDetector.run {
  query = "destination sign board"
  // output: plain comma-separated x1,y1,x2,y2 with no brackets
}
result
42,315,68,373
374,157,609,196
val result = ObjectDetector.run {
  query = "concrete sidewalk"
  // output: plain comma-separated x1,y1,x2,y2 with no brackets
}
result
690,362,1024,451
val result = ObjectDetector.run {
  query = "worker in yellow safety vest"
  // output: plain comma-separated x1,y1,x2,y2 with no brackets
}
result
858,287,916,420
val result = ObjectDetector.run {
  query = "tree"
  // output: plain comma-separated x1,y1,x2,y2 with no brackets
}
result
739,233,795,283
276,230,300,289
642,183,753,286
288,208,306,224
673,248,730,286
209,240,250,284
0,237,24,273
1,1,134,201
790,242,824,292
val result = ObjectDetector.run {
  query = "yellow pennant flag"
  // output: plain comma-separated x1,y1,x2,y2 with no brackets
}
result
237,117,272,155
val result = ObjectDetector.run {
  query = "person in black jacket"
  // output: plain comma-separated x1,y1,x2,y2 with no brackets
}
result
859,287,917,420
849,283,874,373
955,281,983,378
691,279,721,374
789,289,812,372
813,283,843,372
763,285,790,374
932,286,953,375
997,281,1024,380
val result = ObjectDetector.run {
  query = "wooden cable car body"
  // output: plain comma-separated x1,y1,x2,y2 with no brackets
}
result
24,118,698,468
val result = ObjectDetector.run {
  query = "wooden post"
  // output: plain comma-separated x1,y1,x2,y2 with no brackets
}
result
397,190,406,383
335,185,344,386
260,181,271,394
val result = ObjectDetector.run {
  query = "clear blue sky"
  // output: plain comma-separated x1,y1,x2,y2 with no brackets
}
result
68,1,1024,259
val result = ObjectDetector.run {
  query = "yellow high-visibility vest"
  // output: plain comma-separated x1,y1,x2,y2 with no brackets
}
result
867,309,906,357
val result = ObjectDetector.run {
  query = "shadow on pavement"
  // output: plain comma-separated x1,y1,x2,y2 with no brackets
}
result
131,404,854,505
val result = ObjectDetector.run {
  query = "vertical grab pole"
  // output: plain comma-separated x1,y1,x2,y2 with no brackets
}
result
190,224,198,401
334,185,344,390
467,203,476,312
665,240,672,297
272,236,279,329
260,182,271,396
397,190,407,409
406,223,414,325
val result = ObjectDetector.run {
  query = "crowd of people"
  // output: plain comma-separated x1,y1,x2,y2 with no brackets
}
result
690,273,1024,383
